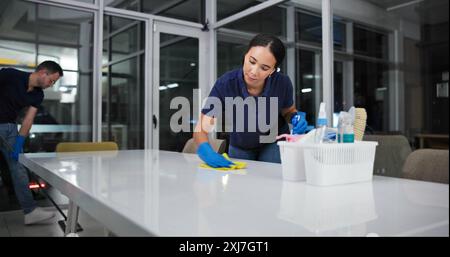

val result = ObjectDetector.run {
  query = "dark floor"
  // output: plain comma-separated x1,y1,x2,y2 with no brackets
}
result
0,177,107,237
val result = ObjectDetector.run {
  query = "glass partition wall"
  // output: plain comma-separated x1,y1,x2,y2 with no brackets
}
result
0,1,94,153
158,34,199,152
331,0,448,144
331,0,448,178
102,15,145,149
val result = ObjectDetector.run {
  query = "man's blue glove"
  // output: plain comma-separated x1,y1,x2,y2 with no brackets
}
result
291,112,308,135
10,135,25,161
197,142,233,168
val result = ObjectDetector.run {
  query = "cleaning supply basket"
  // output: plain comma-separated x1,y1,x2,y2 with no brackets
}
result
277,130,316,181
302,141,378,186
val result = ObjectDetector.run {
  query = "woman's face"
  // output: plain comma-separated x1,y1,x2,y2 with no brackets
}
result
243,46,276,88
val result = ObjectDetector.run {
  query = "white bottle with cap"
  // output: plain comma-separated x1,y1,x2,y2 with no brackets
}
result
315,102,327,143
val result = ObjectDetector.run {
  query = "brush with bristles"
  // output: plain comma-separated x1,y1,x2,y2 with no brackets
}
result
354,108,367,141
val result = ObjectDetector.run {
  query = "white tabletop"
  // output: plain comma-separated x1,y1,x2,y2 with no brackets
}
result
20,149,449,236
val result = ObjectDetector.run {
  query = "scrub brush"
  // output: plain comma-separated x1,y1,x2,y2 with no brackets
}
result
354,108,367,141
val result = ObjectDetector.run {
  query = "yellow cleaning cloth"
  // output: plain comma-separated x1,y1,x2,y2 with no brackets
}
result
199,153,247,171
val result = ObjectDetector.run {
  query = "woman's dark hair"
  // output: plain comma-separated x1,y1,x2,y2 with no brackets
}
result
246,33,286,68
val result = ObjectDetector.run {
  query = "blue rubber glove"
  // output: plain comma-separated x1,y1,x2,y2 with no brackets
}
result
291,112,308,135
197,142,233,168
10,135,25,161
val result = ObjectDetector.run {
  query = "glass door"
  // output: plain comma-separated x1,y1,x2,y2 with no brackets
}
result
102,15,146,149
152,21,207,151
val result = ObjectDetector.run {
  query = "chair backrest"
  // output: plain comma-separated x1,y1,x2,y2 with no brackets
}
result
402,149,449,184
182,138,226,154
55,142,119,152
363,135,412,178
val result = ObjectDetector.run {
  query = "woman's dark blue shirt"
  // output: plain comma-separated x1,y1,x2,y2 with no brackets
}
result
201,68,294,150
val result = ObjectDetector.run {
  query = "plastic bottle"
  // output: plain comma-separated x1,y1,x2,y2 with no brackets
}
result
315,102,327,143
337,112,355,143
342,116,355,143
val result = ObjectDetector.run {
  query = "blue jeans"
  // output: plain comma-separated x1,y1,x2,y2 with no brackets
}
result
228,143,281,163
0,123,36,214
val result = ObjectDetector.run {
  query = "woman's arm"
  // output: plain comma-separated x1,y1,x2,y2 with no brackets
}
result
282,105,310,134
193,113,233,167
281,104,297,124
193,113,216,146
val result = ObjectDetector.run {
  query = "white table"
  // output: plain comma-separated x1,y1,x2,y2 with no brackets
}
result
20,149,449,236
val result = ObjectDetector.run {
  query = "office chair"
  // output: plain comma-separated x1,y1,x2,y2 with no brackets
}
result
402,149,449,184
33,141,119,235
56,141,119,152
363,134,412,178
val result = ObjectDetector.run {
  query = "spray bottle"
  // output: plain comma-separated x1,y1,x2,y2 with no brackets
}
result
315,102,327,143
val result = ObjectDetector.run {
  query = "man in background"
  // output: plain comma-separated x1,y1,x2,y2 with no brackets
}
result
0,60,62,225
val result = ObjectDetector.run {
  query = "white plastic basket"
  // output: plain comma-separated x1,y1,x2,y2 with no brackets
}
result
277,130,315,181
302,141,378,186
